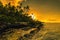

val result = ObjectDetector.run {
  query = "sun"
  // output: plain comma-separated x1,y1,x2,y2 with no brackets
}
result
29,13,36,20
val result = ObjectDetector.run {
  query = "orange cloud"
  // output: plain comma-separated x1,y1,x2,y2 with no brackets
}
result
0,0,25,6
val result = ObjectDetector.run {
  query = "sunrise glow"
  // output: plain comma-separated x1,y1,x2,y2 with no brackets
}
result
0,0,60,23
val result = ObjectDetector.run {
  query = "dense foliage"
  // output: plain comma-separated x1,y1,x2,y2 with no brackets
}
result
0,1,43,40
0,1,43,28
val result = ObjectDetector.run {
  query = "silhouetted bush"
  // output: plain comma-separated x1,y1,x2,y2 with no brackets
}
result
0,1,44,40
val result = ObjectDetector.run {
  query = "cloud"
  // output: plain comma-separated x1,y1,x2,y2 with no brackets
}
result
0,0,27,6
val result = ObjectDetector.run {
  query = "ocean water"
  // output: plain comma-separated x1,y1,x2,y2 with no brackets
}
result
33,23,60,40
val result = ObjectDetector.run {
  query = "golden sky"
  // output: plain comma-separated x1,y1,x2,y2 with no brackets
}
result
0,0,24,6
0,0,60,23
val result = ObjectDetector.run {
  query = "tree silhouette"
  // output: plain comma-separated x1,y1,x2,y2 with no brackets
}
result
0,1,44,40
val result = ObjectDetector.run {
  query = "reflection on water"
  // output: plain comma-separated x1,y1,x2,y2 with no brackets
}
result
35,23,60,40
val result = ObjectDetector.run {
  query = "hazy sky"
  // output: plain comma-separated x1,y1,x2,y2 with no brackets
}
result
24,0,60,23
0,0,60,23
